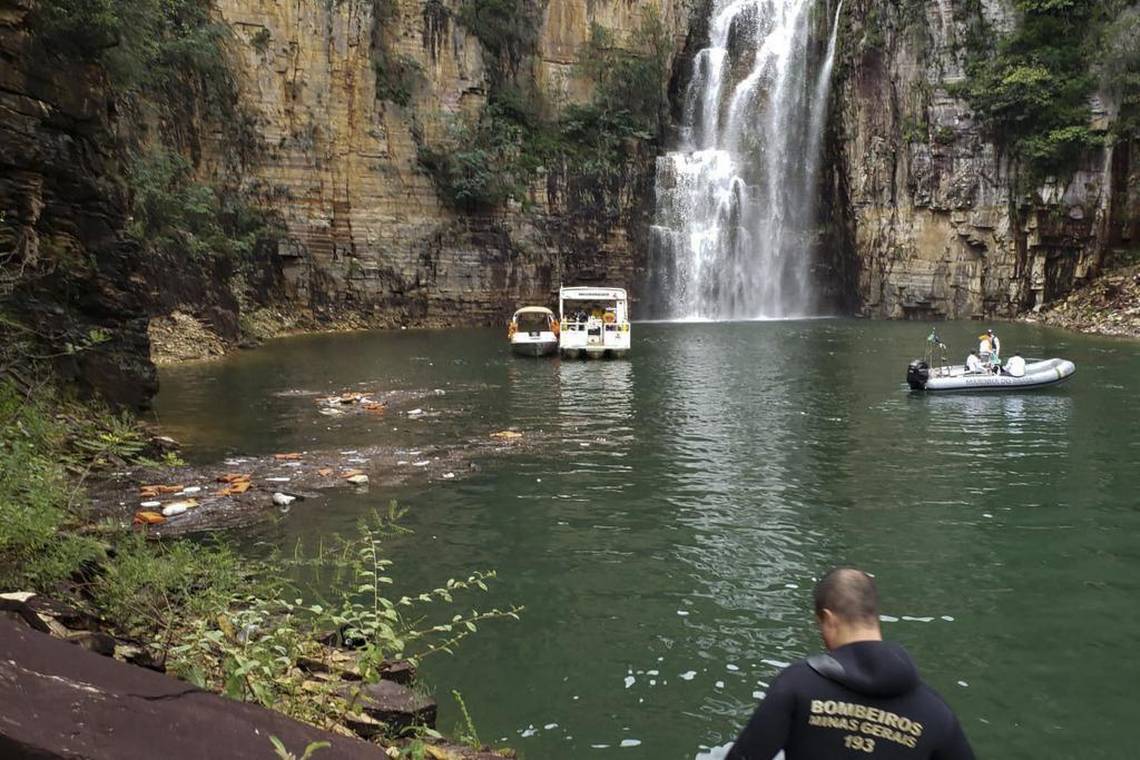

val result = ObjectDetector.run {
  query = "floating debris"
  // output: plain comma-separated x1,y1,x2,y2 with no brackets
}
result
161,500,198,517
346,474,370,485
272,493,296,507
132,511,166,526
490,430,523,441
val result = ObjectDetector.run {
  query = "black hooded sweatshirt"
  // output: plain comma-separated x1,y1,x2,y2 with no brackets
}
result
726,641,975,759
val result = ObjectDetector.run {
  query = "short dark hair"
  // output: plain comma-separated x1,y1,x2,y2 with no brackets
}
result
814,567,879,623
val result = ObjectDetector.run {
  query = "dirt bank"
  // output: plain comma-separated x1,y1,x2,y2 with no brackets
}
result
1022,263,1140,338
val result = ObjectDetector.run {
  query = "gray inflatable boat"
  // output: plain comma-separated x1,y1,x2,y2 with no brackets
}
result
907,357,1076,391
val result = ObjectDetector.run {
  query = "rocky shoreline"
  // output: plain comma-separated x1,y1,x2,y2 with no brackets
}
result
1021,263,1140,339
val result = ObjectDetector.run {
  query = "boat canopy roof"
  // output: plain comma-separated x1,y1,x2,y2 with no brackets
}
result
512,306,555,318
559,286,627,301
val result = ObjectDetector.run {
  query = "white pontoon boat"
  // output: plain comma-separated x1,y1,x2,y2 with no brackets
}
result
508,307,559,357
558,287,631,359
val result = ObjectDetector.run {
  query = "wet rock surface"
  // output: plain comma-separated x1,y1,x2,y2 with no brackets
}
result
0,617,390,759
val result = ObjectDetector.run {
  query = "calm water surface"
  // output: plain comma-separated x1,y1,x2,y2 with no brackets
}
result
154,320,1140,759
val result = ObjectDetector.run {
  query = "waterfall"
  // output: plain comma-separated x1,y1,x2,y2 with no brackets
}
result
649,0,843,320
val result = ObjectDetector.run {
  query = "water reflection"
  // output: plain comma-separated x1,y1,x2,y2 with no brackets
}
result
640,323,827,752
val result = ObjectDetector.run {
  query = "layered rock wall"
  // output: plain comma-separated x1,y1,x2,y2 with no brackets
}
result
212,0,695,324
832,0,1139,320
0,0,156,406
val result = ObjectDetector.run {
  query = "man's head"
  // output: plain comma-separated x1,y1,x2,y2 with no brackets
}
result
813,567,883,650
986,329,994,336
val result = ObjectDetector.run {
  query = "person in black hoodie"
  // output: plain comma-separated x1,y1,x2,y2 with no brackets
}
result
726,568,975,759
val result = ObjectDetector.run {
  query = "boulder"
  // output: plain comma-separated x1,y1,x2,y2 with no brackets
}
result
338,680,438,734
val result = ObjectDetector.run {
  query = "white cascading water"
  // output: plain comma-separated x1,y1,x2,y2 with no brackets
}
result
649,0,843,320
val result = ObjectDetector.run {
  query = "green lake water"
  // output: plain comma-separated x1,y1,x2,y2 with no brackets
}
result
153,320,1140,759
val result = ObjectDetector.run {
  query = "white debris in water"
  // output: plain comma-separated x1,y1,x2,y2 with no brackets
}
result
957,681,969,687
649,679,657,686
715,680,725,689
442,472,455,479
680,671,697,680
726,664,740,672
676,610,690,616
265,477,291,482
407,408,424,417
272,493,295,506
536,478,542,482
784,583,798,589
573,696,579,700
283,461,302,468
982,513,994,519
346,474,369,485
752,691,766,699
901,616,935,623
760,659,791,669
590,745,610,749
520,725,537,738
624,675,635,688
140,501,161,508
544,723,558,730
177,486,201,495
413,460,431,467
620,739,642,748
397,460,409,465
880,614,900,623
647,670,659,676
942,615,955,622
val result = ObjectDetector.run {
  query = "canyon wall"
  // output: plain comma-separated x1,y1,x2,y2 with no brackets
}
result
210,0,696,325
832,0,1139,320
0,0,156,406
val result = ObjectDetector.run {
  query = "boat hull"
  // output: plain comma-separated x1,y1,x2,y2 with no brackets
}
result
908,358,1076,392
510,338,558,357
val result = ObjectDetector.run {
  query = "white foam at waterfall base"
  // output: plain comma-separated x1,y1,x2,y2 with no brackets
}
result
649,0,844,321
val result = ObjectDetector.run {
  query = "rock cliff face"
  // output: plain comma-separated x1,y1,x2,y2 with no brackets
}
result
831,0,1139,320
0,0,156,406
211,0,695,324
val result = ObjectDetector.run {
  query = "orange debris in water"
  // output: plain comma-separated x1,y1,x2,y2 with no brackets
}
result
132,511,166,526
273,452,303,461
217,473,252,483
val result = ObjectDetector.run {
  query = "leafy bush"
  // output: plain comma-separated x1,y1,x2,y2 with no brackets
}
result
374,52,423,107
127,149,281,266
32,0,234,110
955,0,1135,182
167,509,522,730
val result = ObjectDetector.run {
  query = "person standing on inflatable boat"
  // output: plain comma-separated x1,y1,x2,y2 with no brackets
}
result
725,568,975,759
978,329,1001,373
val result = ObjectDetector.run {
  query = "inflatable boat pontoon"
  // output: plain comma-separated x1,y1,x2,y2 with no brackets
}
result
907,357,1076,392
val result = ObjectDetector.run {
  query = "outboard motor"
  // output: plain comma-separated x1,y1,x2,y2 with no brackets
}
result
906,359,930,390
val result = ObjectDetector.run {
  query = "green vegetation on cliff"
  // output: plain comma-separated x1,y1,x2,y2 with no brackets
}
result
418,9,670,212
128,148,282,269
956,0,1140,181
